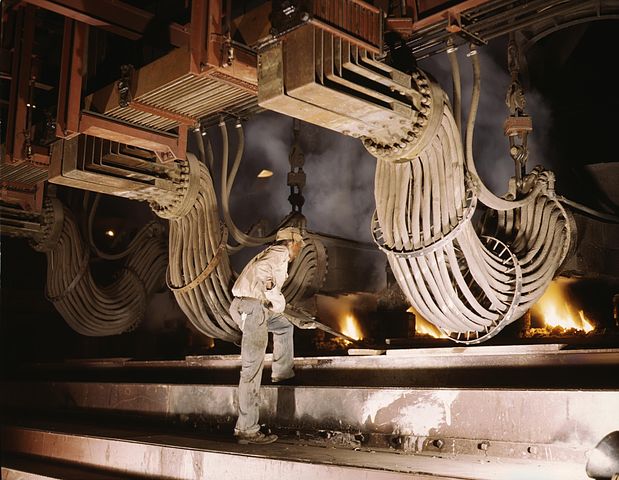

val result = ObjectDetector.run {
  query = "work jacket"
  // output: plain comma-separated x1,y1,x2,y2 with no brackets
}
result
232,245,289,313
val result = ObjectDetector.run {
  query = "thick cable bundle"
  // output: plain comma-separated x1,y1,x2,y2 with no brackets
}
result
166,157,241,342
371,83,572,343
163,150,327,343
283,235,327,305
32,198,167,336
486,170,574,318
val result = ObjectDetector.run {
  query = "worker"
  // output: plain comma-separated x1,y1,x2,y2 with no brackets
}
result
229,226,305,444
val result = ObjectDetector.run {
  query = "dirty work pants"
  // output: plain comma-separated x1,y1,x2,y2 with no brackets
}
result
229,297,294,435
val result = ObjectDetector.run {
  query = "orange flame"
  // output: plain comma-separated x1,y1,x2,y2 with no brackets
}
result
407,307,447,338
533,279,595,333
340,313,363,340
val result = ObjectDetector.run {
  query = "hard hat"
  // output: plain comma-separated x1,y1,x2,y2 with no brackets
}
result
276,226,304,245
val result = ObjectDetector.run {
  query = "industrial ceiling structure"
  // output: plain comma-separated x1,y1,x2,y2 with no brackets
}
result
2,0,618,340
1,1,619,479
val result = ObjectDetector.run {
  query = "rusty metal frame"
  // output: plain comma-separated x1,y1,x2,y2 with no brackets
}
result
7,0,256,184
0,183,44,212
83,0,257,137
189,0,257,90
3,7,24,165
387,0,491,35
4,4,35,165
55,19,189,161
78,112,184,161
85,46,192,116
190,0,209,74
56,18,86,139
19,0,188,44
1,5,49,212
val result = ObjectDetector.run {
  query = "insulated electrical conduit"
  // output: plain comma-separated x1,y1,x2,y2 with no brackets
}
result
159,125,327,343
32,198,168,336
369,48,572,343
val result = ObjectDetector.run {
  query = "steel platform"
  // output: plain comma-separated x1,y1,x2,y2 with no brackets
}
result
2,344,618,479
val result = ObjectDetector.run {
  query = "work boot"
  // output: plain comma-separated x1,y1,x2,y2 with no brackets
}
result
235,431,278,445
271,372,295,385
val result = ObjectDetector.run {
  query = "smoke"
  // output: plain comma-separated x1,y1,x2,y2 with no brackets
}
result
223,113,294,232
419,41,553,196
225,111,376,243
298,123,376,242
217,41,556,260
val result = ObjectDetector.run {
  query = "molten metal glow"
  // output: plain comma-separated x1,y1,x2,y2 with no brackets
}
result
533,280,595,333
407,307,447,338
341,314,363,340
105,230,115,237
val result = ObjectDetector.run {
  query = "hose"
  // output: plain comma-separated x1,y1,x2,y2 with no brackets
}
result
219,120,276,248
368,48,573,344
159,137,327,342
464,46,544,211
87,193,160,261
446,42,462,135
32,198,167,336
557,195,619,223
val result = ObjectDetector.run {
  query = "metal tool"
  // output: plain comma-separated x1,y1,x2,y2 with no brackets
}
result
284,305,369,347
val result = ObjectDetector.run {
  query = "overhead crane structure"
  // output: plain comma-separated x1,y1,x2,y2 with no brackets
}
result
3,0,618,341
1,1,619,479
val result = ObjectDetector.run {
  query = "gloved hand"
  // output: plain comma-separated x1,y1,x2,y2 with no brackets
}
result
285,309,317,329
296,319,317,329
264,287,285,313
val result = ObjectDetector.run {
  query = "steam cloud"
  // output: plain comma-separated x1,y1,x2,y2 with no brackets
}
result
231,45,552,244
217,42,554,259
420,41,553,195
228,111,377,243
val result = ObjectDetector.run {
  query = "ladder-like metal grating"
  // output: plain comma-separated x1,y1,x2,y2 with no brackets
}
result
105,74,260,131
0,162,48,185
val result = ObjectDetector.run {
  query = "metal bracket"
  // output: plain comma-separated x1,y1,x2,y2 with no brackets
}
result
118,64,134,108
446,11,487,46
166,226,228,294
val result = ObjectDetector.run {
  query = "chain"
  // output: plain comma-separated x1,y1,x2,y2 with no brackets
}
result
503,32,532,194
287,119,306,213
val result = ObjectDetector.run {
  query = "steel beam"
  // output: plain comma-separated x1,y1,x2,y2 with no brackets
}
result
21,0,190,44
0,423,590,480
189,0,209,74
3,380,617,461
22,344,619,384
129,100,197,126
387,0,493,35
78,112,182,160
1,454,136,480
56,18,86,139
4,5,35,165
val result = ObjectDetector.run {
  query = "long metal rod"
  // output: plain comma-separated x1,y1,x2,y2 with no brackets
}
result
312,319,371,346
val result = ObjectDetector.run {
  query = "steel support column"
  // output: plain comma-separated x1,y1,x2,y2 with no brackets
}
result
56,18,86,139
